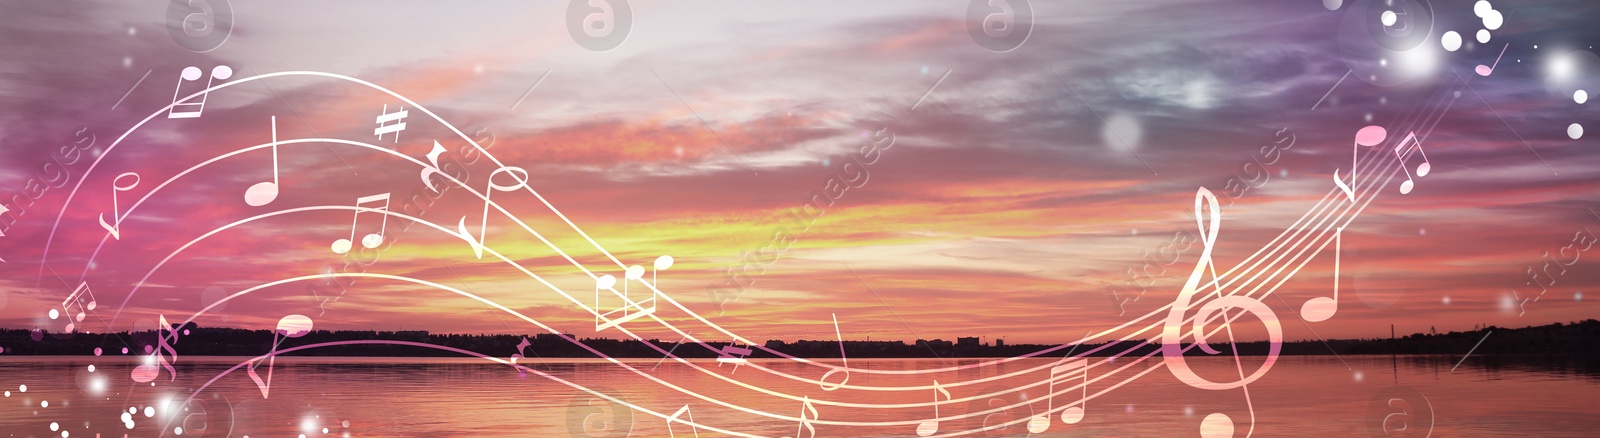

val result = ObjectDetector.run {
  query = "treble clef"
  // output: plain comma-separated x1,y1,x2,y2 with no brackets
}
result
1160,187,1284,438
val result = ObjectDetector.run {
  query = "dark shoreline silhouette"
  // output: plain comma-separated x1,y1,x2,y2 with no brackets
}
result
2,319,1596,361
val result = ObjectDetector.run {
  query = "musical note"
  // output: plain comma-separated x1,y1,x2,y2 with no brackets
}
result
97,172,141,240
1476,43,1509,76
456,165,530,259
1159,187,1283,438
667,405,700,438
374,104,408,142
331,193,390,254
247,314,313,398
132,315,181,383
1028,359,1089,433
244,116,280,207
1332,125,1387,202
1300,226,1344,322
916,380,953,436
1392,132,1430,194
168,65,232,119
48,282,97,333
782,396,820,438
819,313,850,391
594,258,666,331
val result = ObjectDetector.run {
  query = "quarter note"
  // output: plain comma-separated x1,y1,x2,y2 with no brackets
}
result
331,193,391,254
98,172,141,240
247,314,313,398
915,380,954,436
168,66,232,119
1029,359,1089,433
1392,132,1430,194
1333,126,1386,202
819,313,851,391
457,165,530,259
1476,43,1509,76
667,405,700,438
132,315,181,383
245,116,280,207
1300,226,1344,322
49,282,97,333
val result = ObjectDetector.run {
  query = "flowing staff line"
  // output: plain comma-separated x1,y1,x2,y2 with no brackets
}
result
1450,68,1558,176
58,70,1416,400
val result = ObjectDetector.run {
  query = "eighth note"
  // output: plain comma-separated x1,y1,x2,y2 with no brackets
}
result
374,104,408,143
248,314,314,398
1332,126,1387,202
457,166,530,259
332,193,391,254
168,65,232,119
98,172,141,240
49,282,97,333
1029,358,1089,433
915,380,953,436
245,116,281,207
1392,132,1430,194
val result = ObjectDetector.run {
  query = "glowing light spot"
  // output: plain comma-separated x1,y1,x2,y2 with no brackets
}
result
1442,32,1462,52
1570,124,1584,140
1381,11,1397,27
1578,90,1589,104
41,400,49,408
87,364,95,372
1354,370,1364,382
1200,413,1234,438
1442,295,1452,305
144,406,154,417
1576,291,1584,301
1477,29,1490,44
51,422,59,431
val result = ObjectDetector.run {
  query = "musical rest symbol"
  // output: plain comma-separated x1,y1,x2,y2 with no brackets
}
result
1392,132,1430,194
782,396,820,438
1300,226,1344,322
457,165,530,259
1028,358,1089,433
1333,126,1387,202
916,380,954,436
245,116,281,207
247,314,313,398
1476,43,1509,76
667,405,700,438
48,282,98,333
374,104,408,142
510,336,535,364
168,65,232,119
132,315,182,383
331,193,391,254
97,172,141,240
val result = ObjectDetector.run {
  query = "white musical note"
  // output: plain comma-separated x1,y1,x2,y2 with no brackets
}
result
247,314,313,398
916,380,954,436
48,282,97,333
168,66,232,119
782,396,820,438
1028,358,1089,433
715,343,753,373
132,315,181,383
1392,132,1430,194
1300,227,1344,322
97,172,141,240
594,257,668,331
1332,125,1387,202
819,313,851,391
1476,43,1509,76
457,165,529,259
331,194,391,254
667,405,700,438
244,116,280,206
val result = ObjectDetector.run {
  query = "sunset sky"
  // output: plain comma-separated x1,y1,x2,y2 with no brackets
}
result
3,0,1599,347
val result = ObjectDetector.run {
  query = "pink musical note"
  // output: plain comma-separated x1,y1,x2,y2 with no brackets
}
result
1028,359,1089,433
97,172,141,240
331,194,390,254
247,314,313,398
244,116,280,207
132,315,181,383
1392,132,1430,194
49,282,97,333
1476,43,1509,76
1333,126,1387,202
1300,227,1344,322
715,343,753,373
457,165,529,259
782,396,820,438
168,66,232,119
667,405,700,438
916,380,954,436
